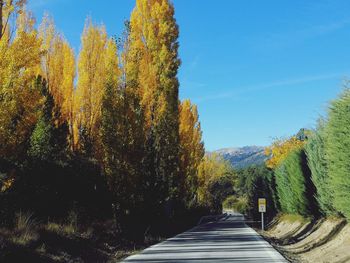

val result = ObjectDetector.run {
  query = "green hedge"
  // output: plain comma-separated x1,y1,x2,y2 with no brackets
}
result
325,89,350,219
275,149,317,216
305,124,335,215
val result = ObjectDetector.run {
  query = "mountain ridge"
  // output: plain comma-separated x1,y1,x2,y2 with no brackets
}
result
211,146,267,169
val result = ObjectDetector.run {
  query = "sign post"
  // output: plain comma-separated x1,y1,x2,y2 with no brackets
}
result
258,198,266,231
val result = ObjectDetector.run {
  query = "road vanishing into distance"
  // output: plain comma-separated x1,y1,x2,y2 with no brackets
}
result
122,212,288,263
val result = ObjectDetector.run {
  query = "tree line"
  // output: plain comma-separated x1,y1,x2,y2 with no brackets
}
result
0,0,229,240
233,89,350,222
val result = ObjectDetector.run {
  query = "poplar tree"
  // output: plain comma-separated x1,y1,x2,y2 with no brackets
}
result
129,0,181,217
75,18,108,157
100,37,128,218
39,14,75,148
0,7,42,160
101,24,146,235
118,22,146,217
179,99,204,207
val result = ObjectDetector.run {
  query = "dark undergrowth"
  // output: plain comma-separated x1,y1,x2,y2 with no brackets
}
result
0,219,154,263
0,209,207,263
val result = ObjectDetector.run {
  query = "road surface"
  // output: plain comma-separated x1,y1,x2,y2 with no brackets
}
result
122,213,288,262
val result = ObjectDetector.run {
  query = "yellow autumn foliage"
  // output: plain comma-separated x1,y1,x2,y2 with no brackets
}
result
179,99,205,202
39,14,75,122
39,14,76,146
75,18,119,156
0,7,42,158
265,136,305,169
129,0,180,128
197,154,233,207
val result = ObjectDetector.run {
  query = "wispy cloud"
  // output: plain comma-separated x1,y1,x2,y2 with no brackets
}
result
194,72,348,103
256,19,350,50
189,55,200,70
181,80,207,89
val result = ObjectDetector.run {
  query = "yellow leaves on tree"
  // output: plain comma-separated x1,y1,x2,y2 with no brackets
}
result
104,38,120,86
1,177,14,192
0,0,27,40
0,6,42,158
39,14,76,146
76,19,107,140
179,99,205,203
127,0,181,201
75,18,119,155
39,14,75,122
129,0,180,127
265,136,305,169
197,154,233,207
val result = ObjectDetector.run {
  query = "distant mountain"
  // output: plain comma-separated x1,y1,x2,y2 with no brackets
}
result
212,146,267,169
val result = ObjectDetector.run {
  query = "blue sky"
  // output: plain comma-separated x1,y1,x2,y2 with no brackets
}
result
29,0,350,151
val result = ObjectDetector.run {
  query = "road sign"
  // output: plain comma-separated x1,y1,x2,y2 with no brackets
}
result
258,198,266,231
258,198,266,213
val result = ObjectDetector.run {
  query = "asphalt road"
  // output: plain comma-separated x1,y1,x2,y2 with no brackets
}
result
122,213,288,262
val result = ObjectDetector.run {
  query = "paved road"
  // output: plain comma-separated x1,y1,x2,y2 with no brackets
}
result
122,213,288,262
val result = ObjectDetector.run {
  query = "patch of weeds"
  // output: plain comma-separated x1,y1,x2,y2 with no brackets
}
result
36,243,46,254
46,222,61,233
11,211,39,245
60,210,78,235
46,210,79,236
282,214,310,224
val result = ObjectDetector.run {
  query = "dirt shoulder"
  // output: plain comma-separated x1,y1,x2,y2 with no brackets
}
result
262,214,350,263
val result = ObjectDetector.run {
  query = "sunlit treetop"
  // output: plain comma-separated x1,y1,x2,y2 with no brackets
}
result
265,136,306,169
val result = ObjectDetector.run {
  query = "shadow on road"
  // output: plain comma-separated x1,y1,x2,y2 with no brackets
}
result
123,214,287,263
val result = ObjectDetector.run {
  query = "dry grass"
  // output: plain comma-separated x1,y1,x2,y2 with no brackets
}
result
45,222,61,232
11,211,39,245
46,222,77,236
45,210,78,236
36,243,47,254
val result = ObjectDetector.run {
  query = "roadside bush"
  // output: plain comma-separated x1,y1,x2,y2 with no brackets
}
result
325,88,350,219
